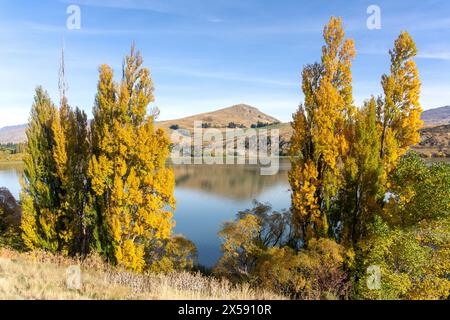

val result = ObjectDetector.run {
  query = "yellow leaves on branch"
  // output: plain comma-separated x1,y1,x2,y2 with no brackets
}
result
289,19,424,245
89,45,176,272
289,17,355,241
380,31,423,171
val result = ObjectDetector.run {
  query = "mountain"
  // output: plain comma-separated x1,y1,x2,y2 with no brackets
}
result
0,124,27,144
0,104,280,144
421,106,450,126
156,104,280,131
0,105,449,158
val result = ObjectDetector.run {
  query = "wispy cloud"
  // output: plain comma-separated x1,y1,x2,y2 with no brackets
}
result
155,65,298,88
59,0,226,23
1,20,149,36
418,51,450,61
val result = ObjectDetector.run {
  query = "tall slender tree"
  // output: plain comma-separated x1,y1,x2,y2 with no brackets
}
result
21,45,92,256
335,98,384,246
289,17,355,243
378,31,422,174
20,87,60,252
89,45,176,271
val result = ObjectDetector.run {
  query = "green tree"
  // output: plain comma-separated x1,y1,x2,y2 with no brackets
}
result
20,87,92,256
334,98,384,246
385,152,450,227
53,104,93,256
20,87,60,252
355,217,450,300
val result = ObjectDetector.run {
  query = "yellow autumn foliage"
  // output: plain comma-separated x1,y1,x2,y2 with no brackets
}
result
289,17,355,241
89,45,176,272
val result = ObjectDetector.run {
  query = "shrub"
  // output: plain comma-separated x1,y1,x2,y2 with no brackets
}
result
354,216,450,300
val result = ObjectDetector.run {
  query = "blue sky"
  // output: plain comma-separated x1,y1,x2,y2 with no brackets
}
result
0,0,450,127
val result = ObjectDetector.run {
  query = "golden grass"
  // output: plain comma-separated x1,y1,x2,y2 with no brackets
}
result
0,248,285,300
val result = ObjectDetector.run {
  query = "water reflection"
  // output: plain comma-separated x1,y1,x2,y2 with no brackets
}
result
173,159,291,265
0,159,291,266
0,162,23,199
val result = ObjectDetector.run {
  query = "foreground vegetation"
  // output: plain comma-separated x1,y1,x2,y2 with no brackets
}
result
0,248,282,300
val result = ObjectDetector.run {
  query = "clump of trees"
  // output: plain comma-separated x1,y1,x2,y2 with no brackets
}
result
227,122,245,129
0,143,26,154
0,143,26,161
214,202,351,299
19,45,196,272
216,17,449,299
250,121,274,129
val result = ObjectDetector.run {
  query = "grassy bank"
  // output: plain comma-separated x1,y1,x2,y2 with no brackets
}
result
0,248,285,300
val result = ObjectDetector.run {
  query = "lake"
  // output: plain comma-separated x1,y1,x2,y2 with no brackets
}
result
0,159,291,267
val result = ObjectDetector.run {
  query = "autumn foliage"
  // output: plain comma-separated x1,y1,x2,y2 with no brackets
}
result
289,17,355,242
20,45,195,273
217,17,448,300
88,46,176,271
11,16,449,300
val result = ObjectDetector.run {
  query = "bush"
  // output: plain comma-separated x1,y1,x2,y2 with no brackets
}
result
215,202,352,299
250,121,275,129
255,239,351,299
354,217,450,300
385,152,450,227
146,235,198,273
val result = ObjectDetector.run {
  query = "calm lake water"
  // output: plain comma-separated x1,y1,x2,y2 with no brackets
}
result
0,159,291,267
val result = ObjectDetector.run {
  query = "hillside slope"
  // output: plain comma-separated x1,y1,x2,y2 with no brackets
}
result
0,125,27,144
0,105,448,157
421,106,450,127
0,104,280,143
156,104,280,131
413,124,450,157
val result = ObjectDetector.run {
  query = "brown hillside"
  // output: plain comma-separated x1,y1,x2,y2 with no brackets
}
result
412,124,450,157
156,104,280,131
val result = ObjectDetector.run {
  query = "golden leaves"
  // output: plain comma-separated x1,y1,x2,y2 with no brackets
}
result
289,16,355,241
89,45,176,272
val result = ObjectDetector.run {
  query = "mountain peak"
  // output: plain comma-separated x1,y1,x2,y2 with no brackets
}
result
229,103,259,110
157,104,280,130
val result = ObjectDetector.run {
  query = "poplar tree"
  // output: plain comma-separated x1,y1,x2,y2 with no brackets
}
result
89,45,176,271
378,31,422,174
21,47,92,256
289,17,355,242
52,103,92,255
20,87,61,252
336,98,384,246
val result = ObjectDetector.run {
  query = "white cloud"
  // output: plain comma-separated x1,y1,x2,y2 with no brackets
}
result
418,52,450,61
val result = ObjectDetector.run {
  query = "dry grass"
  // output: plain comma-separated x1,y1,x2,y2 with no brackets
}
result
0,248,285,300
